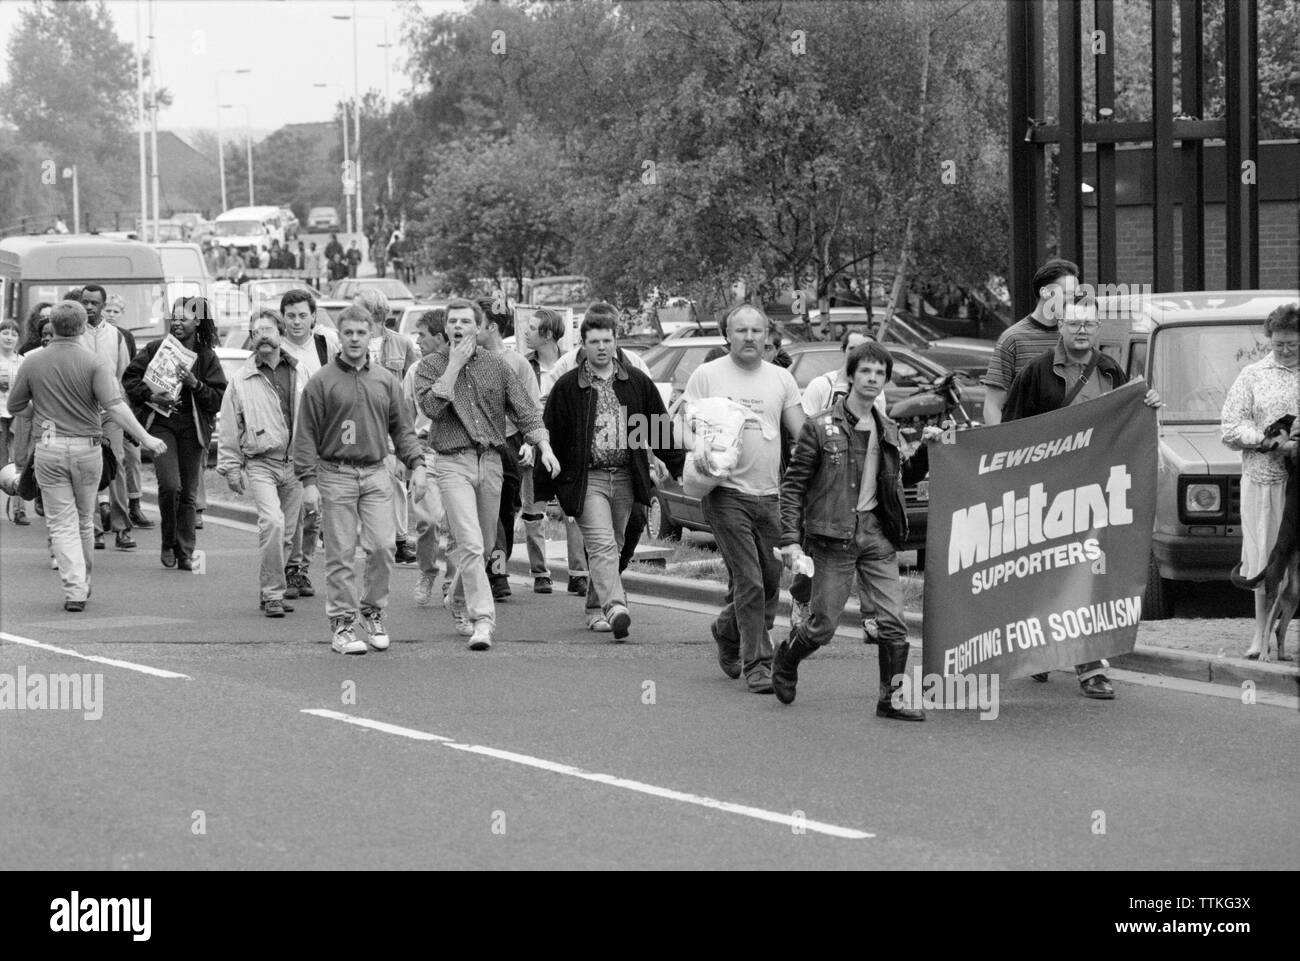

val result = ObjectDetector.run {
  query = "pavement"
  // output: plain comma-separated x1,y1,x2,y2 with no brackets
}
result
2,500,1297,870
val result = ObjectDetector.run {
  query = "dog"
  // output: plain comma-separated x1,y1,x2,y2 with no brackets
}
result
1230,414,1298,661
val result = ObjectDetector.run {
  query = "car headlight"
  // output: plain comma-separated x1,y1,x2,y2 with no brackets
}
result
1184,482,1221,514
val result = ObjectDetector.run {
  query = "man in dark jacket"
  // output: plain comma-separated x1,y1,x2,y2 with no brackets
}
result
538,306,685,640
1002,301,1162,698
773,341,934,717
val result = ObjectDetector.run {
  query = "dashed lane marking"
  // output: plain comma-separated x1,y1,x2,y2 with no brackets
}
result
301,708,874,840
0,631,191,679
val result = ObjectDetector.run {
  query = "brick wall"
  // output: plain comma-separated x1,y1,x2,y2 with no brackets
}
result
1081,203,1298,291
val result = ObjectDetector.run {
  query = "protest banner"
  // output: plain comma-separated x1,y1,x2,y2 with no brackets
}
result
922,382,1157,679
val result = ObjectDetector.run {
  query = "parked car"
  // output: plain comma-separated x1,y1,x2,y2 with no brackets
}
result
808,307,994,379
327,278,415,322
307,206,341,231
1087,288,1300,618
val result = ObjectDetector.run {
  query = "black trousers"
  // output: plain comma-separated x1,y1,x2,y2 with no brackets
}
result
490,435,524,579
152,416,204,561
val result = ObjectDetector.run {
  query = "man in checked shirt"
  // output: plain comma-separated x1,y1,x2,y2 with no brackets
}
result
414,298,560,650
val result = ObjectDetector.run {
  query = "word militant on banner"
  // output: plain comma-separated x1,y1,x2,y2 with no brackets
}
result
949,464,1135,594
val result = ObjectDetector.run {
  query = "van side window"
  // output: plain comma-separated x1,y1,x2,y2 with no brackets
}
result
1128,341,1148,379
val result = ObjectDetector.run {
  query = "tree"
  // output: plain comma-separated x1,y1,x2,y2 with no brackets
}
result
0,0,169,228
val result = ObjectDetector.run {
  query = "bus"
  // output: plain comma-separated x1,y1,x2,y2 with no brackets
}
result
0,235,168,344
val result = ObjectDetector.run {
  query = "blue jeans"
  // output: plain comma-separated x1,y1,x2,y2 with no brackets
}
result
245,456,302,602
35,437,102,601
800,511,907,650
701,487,782,672
578,466,634,616
316,462,395,622
433,448,503,626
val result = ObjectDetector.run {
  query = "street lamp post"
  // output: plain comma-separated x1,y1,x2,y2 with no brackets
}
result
221,104,254,207
215,68,251,213
333,6,389,240
314,83,353,235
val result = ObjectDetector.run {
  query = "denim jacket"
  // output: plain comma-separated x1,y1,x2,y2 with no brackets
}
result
779,398,928,551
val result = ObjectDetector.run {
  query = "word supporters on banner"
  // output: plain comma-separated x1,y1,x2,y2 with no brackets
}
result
923,383,1158,681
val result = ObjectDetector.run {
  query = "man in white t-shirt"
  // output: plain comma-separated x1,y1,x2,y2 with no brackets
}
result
801,329,888,416
279,288,339,599
682,304,805,693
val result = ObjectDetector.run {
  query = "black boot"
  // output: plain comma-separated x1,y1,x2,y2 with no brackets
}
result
129,498,155,528
772,632,818,705
876,639,925,721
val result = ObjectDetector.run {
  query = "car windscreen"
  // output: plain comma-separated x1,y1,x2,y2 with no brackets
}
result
215,221,267,236
1151,323,1272,424
792,350,842,388
23,281,166,341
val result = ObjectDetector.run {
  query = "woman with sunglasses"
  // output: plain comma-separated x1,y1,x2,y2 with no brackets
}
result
1222,303,1300,660
122,297,227,570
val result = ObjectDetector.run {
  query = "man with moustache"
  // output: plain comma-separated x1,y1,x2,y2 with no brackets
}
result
414,298,559,650
217,307,305,618
294,306,426,655
682,303,804,693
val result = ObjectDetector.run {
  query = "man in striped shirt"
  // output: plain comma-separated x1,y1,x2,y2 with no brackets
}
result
981,259,1080,425
415,298,559,650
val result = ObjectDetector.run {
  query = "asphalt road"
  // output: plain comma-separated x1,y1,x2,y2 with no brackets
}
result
2,513,1297,870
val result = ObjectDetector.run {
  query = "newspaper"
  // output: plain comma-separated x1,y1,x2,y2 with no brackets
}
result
143,335,196,416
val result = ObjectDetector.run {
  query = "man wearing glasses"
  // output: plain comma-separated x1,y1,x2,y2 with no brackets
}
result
1001,298,1162,699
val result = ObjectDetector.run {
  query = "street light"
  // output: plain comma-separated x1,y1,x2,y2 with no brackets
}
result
332,7,389,238
215,68,251,212
315,82,354,235
220,103,254,207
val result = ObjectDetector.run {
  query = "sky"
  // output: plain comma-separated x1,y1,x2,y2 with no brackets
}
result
0,0,465,134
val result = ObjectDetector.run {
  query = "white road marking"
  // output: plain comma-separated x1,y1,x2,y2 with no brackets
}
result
301,708,454,741
0,632,191,679
302,708,873,840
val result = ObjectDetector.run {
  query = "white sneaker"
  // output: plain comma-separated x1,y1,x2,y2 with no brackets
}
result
413,572,437,607
586,614,612,633
468,619,493,651
331,619,367,655
359,608,390,651
443,592,473,636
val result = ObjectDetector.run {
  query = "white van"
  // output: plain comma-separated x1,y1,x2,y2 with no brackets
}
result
211,206,285,259
152,241,212,308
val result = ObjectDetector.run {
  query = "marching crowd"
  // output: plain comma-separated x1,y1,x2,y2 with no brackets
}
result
2,257,1296,719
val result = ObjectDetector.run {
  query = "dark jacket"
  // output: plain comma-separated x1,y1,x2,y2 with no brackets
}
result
122,339,227,447
1002,346,1128,422
535,360,686,519
780,398,928,550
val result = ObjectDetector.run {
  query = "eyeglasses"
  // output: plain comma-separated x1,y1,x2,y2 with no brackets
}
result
1062,321,1100,332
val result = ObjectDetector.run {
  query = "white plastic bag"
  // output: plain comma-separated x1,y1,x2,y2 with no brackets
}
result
681,397,755,498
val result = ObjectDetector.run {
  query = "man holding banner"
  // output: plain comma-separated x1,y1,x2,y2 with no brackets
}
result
924,301,1162,700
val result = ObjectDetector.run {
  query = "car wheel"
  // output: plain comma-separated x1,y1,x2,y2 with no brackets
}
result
647,494,681,541
1141,550,1176,619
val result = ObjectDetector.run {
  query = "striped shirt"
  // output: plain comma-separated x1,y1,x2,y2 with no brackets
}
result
982,314,1061,392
